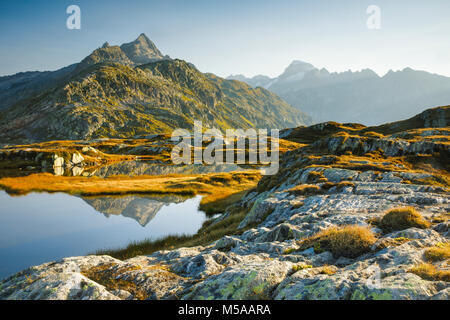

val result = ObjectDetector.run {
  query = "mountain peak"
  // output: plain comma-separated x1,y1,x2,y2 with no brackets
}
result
137,33,150,41
77,45,133,71
284,60,316,71
120,33,164,65
135,33,154,47
277,60,317,82
290,60,312,66
76,34,167,71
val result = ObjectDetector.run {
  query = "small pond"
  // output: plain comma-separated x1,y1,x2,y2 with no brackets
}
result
0,191,209,279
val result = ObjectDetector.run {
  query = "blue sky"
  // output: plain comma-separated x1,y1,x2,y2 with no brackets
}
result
1,0,449,77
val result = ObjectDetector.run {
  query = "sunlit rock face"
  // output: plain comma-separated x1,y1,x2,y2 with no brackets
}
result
120,33,166,65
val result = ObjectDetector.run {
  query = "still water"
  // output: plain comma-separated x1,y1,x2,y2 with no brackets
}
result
0,191,208,279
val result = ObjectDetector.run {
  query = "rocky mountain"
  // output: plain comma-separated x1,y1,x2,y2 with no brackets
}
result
76,34,169,72
1,106,448,300
228,61,450,126
120,33,167,65
0,34,167,113
0,35,310,143
228,74,273,88
0,64,77,112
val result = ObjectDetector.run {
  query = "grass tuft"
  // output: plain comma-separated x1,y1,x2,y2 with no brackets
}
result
424,243,450,262
291,264,313,273
409,263,450,282
307,171,327,183
379,207,430,232
297,225,377,259
319,265,337,275
96,206,251,260
288,184,321,196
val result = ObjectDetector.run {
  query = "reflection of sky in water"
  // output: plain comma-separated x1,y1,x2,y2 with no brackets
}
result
0,191,206,279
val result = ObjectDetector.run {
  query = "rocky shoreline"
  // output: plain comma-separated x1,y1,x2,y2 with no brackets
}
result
1,158,448,300
0,107,449,300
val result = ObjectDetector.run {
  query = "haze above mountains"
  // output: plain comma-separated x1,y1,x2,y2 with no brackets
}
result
0,34,310,143
228,61,450,125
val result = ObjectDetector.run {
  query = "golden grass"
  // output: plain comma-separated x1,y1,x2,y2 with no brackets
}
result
0,173,192,196
227,148,450,194
424,243,450,262
379,207,430,232
319,265,337,275
96,206,252,260
278,140,307,153
332,155,409,173
431,213,450,224
0,171,261,215
200,190,248,215
1,140,138,165
298,225,377,259
292,264,313,273
1,138,266,222
363,131,385,139
414,176,450,189
307,171,327,183
409,263,450,282
307,153,450,184
288,184,321,196
0,171,259,194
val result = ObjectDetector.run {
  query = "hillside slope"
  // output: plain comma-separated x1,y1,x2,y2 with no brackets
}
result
0,36,310,144
281,105,450,144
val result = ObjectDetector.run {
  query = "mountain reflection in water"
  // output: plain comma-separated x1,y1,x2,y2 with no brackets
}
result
0,191,209,279
82,194,189,226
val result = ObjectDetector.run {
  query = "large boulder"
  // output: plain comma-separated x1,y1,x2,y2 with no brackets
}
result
182,260,293,300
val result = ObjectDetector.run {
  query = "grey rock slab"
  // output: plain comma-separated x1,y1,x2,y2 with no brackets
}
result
182,260,293,300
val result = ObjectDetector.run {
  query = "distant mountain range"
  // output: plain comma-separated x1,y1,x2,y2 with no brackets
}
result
228,60,450,125
0,34,310,143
